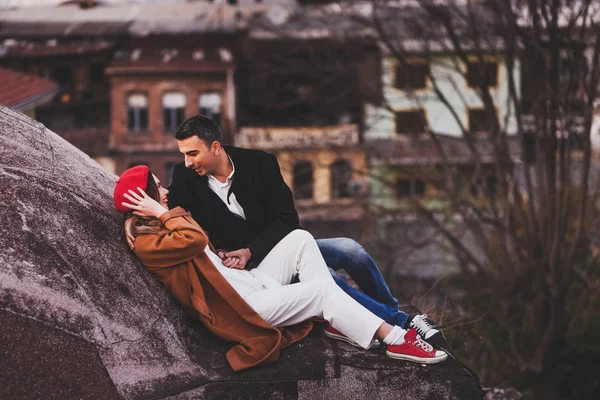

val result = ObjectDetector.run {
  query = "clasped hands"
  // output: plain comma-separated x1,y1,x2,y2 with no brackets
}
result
217,248,251,270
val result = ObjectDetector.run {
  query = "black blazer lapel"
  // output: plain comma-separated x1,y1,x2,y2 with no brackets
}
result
224,146,257,223
190,173,216,234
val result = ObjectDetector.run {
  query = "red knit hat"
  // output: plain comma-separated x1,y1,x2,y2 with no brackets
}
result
114,165,150,212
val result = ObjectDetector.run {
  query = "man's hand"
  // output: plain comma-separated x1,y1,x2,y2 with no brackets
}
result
222,248,252,270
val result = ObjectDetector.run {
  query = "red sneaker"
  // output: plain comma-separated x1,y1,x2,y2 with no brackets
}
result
324,324,381,350
386,328,447,364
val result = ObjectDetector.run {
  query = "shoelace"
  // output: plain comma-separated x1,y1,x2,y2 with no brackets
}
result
419,314,434,330
411,315,434,337
413,335,434,352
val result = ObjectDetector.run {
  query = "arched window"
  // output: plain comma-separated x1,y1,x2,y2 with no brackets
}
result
470,176,497,198
126,93,148,133
198,92,222,126
330,159,352,199
293,161,313,200
162,92,185,132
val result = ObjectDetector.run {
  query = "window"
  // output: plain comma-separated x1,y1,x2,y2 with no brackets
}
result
470,176,498,197
330,160,352,199
558,49,586,88
466,61,498,88
568,130,585,151
395,62,429,90
90,62,105,84
51,66,73,86
523,132,536,163
127,94,149,133
395,110,427,134
163,92,186,132
198,93,222,127
396,179,426,198
74,105,108,128
293,161,314,200
468,108,494,133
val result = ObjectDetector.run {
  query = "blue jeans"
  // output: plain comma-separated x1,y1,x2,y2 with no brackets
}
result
316,238,409,328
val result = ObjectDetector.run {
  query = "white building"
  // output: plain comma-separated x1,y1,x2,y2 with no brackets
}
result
365,54,520,140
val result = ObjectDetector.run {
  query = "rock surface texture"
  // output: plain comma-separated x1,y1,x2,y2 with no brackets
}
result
0,106,483,399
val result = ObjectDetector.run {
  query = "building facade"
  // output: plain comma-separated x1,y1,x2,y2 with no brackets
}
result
0,1,248,182
106,36,238,184
364,54,520,210
236,124,368,238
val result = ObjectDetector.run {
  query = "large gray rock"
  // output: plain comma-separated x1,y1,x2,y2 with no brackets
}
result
0,105,483,399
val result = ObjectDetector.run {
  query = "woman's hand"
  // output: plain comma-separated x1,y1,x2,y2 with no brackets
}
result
222,248,251,270
122,188,168,218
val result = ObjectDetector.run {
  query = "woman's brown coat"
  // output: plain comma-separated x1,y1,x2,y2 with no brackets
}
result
133,207,313,371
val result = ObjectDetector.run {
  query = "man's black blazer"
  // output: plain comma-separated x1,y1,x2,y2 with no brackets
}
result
167,145,301,263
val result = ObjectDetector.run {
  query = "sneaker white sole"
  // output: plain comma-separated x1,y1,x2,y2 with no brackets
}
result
385,350,448,364
324,330,380,350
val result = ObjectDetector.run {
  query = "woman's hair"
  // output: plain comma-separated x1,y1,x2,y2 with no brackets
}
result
144,170,160,203
128,172,168,237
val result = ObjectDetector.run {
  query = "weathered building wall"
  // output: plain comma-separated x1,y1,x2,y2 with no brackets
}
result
364,55,520,139
108,72,233,183
277,147,366,204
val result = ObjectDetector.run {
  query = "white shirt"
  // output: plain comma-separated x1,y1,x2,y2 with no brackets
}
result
207,156,246,219
206,156,284,297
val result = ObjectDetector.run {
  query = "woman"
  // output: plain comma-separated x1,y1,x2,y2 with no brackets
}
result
114,166,447,371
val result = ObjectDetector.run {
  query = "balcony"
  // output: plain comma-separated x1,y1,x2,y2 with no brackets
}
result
520,114,586,135
236,124,359,150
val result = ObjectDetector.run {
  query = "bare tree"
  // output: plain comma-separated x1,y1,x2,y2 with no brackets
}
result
249,1,600,397
355,0,600,397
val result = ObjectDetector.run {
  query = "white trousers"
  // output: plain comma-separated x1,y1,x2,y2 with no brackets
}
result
244,230,384,349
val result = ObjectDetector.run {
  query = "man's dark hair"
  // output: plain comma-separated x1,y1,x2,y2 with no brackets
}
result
175,114,223,146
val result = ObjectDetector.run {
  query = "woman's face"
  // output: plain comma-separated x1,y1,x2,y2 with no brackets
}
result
152,174,169,208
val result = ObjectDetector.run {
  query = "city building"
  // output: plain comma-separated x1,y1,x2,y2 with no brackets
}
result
0,1,254,183
235,12,379,238
106,35,239,184
0,67,58,116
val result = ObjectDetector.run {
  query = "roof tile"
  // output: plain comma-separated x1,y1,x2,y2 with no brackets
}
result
0,67,58,109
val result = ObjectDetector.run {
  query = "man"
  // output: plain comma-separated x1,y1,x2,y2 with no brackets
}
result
126,115,439,343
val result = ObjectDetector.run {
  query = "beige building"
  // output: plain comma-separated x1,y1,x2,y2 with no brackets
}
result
236,124,368,238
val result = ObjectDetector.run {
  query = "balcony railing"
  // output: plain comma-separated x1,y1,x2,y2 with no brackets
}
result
236,124,359,150
520,114,586,135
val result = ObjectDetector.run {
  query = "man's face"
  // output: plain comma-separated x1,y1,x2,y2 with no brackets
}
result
177,136,218,176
